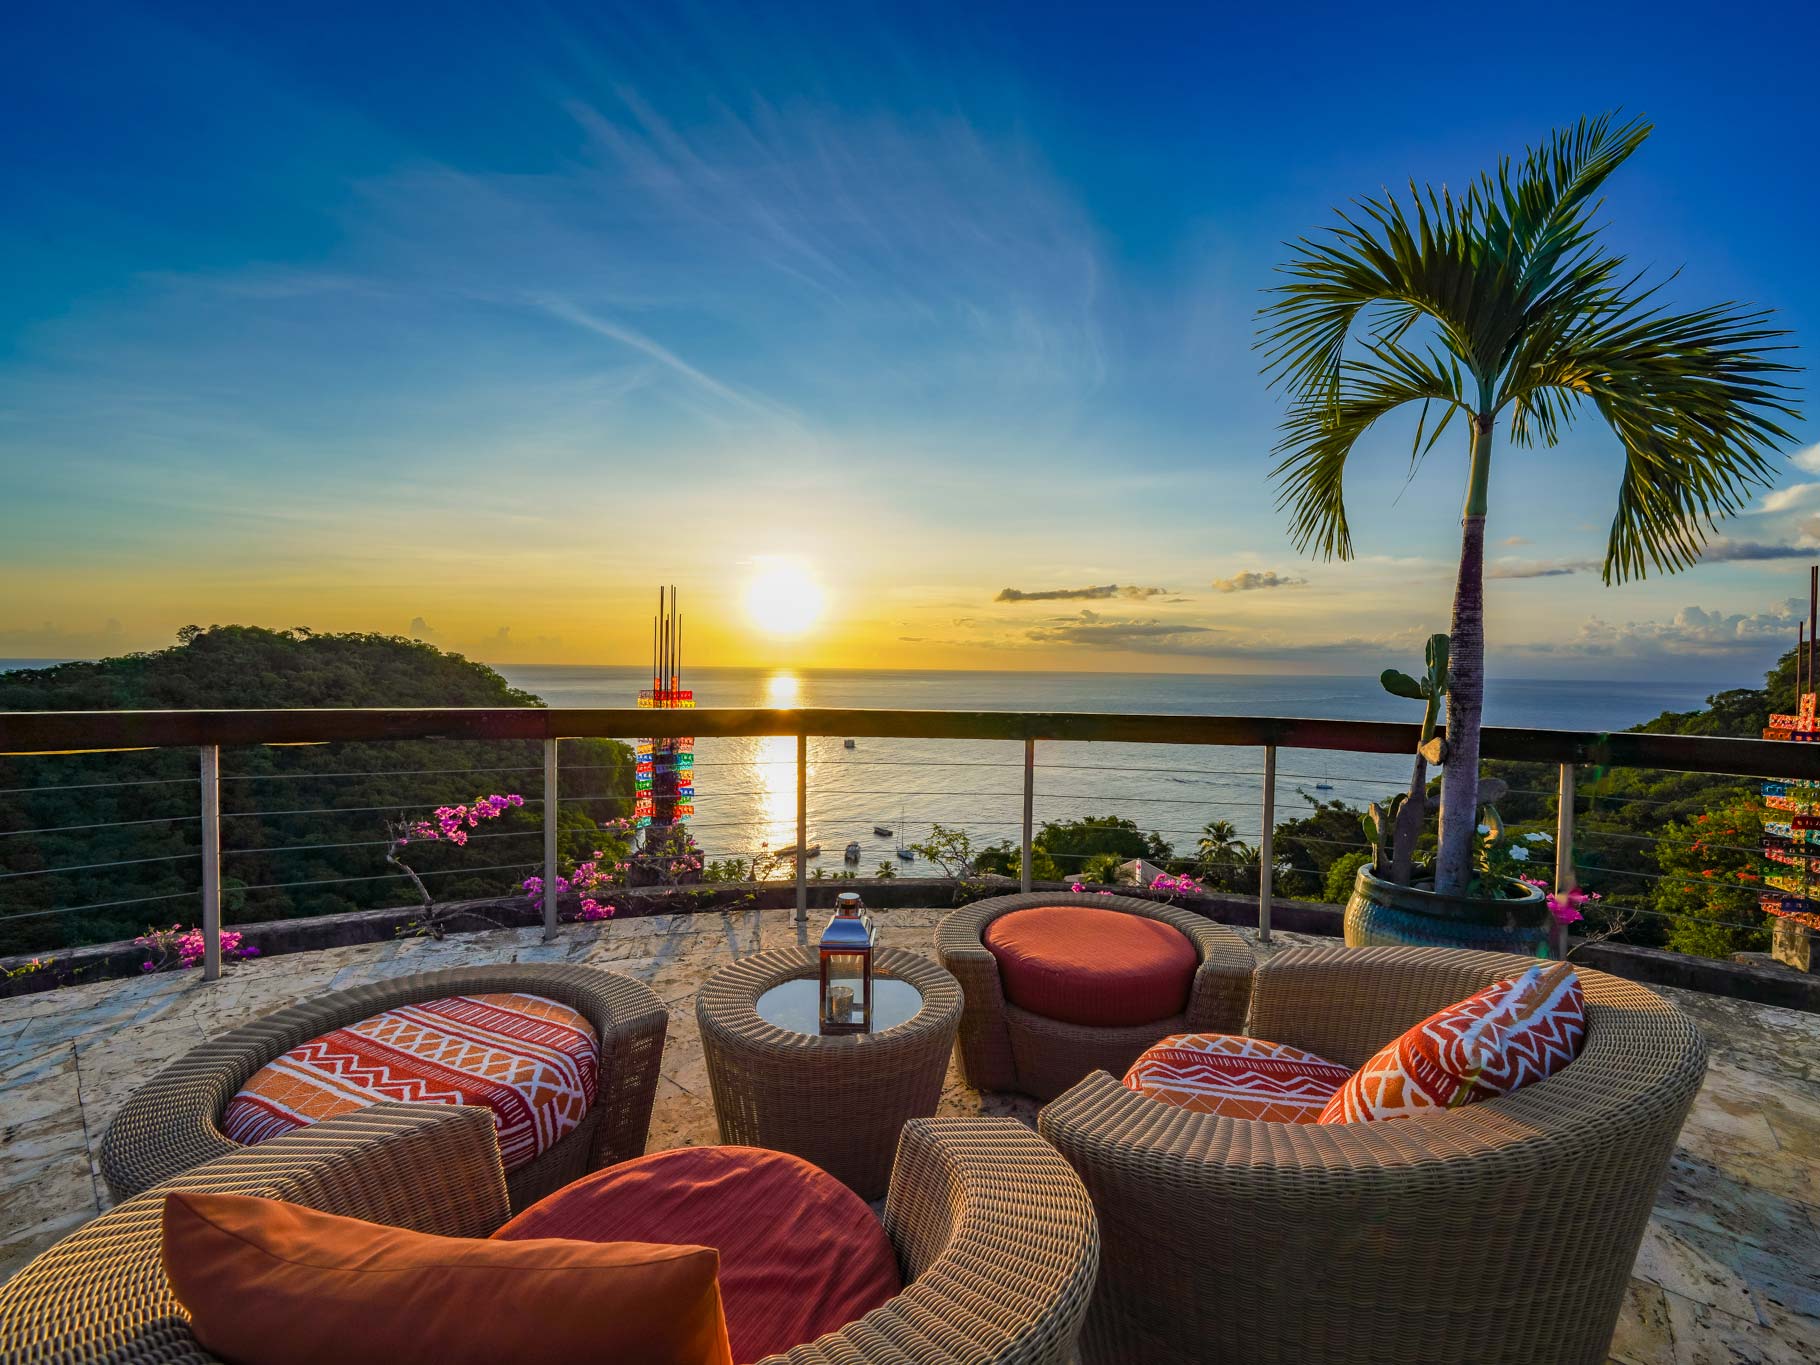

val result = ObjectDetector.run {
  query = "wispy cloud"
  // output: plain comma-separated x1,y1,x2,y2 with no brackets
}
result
532,296,792,422
1025,615,1216,647
995,584,1171,602
1211,570,1306,593
1487,559,1597,580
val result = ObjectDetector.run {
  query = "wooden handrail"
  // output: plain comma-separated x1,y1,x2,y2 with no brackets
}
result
0,705,1814,779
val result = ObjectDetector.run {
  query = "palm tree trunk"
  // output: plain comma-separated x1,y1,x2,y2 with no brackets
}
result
1435,417,1493,896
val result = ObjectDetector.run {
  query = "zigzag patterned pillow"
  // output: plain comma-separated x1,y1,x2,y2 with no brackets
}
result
1318,963,1586,1125
1123,1033,1353,1123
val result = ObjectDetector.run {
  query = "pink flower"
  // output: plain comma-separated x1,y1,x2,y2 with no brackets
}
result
1545,887,1590,926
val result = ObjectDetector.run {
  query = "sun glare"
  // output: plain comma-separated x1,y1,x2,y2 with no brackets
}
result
764,672,802,707
743,559,826,637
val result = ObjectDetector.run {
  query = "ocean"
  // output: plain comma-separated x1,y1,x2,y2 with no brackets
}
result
486,666,1723,876
0,660,1723,872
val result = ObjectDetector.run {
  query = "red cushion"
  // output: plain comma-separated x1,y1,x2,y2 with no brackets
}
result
984,906,1198,1027
495,1146,901,1365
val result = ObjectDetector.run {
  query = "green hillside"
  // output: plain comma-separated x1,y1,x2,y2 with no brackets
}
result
0,627,633,954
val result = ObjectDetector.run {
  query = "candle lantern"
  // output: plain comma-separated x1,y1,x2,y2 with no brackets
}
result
818,891,875,1035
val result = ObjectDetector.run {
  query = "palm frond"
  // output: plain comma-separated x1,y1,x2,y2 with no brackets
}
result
1260,111,1801,579
1270,345,1467,559
1509,299,1800,580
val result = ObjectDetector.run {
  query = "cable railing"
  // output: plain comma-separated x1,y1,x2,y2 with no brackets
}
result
3,705,1816,977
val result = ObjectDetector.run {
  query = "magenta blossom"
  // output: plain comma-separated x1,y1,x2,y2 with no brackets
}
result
1545,886,1599,926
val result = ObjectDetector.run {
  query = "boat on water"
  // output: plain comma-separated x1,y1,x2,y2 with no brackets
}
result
843,840,861,861
843,739,856,749
1315,776,1334,791
873,824,893,837
772,842,822,860
896,844,915,860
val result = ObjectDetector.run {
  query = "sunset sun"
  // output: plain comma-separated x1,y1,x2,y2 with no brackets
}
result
743,558,826,637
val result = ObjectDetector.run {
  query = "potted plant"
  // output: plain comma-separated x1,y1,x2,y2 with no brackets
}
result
1258,113,1798,904
1349,635,1550,952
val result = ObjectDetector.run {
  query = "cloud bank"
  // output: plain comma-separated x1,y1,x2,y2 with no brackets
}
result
1210,571,1306,593
995,584,1171,602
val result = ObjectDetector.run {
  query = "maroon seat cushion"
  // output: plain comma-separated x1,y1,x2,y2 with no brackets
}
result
494,1146,901,1365
984,905,1199,1027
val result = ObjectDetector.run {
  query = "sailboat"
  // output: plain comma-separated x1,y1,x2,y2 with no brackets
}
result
1315,774,1334,791
896,804,914,860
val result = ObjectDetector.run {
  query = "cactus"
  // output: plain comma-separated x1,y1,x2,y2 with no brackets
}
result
1374,633,1450,885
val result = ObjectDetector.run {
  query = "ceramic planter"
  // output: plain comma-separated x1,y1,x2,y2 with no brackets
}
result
1345,862,1552,956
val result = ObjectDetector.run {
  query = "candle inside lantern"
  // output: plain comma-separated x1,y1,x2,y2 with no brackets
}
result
829,986,854,1022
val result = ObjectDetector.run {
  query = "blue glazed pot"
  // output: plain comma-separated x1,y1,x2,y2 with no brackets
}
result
1344,863,1551,956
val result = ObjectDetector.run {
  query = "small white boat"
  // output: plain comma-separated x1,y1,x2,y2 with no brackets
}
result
844,840,861,861
843,739,856,750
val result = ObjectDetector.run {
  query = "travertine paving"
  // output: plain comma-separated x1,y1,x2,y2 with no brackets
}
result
2,908,1817,1363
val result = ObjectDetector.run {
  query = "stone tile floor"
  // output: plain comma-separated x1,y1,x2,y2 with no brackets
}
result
2,907,1817,1363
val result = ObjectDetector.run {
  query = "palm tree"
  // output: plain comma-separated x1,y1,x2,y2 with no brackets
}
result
1257,114,1799,896
1196,819,1245,874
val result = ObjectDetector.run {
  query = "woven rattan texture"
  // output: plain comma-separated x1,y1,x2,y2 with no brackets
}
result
2,1108,1098,1365
1038,944,1710,1365
697,947,962,1199
98,963,669,1213
936,892,1254,1100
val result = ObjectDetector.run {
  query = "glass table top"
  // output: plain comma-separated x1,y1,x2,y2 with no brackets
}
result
754,975,925,1036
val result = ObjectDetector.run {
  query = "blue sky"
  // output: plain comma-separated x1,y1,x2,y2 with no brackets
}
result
2,0,1816,679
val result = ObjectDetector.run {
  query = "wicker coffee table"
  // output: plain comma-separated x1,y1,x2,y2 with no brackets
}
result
696,946,962,1199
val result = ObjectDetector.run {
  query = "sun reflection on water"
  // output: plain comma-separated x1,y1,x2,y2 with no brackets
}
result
754,673,803,868
764,672,801,707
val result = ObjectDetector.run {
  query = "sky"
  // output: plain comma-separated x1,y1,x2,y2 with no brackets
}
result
2,0,1817,682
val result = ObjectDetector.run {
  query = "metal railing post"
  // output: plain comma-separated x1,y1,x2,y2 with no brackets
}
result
1021,737,1035,893
1258,744,1276,944
1552,762,1576,958
199,744,221,981
795,732,808,922
542,739,559,941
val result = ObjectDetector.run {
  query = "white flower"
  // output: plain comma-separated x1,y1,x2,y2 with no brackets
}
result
1477,823,1491,835
1524,832,1552,844
1508,846,1530,862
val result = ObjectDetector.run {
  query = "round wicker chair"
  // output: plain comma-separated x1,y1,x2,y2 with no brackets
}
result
936,892,1255,1100
1037,944,1710,1365
99,962,669,1213
1,1104,1101,1365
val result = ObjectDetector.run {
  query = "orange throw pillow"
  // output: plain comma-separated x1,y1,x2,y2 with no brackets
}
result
1318,963,1587,1124
162,1191,732,1365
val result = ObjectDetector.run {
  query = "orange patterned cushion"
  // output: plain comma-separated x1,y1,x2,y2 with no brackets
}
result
1123,1033,1352,1122
222,993,599,1172
1319,963,1586,1124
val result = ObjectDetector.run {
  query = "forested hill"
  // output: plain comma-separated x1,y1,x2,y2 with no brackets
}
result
0,627,633,955
0,625,543,712
1477,646,1803,959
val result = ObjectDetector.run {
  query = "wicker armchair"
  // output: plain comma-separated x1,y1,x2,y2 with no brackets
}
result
1,1104,1101,1365
99,963,669,1213
936,891,1254,1100
1038,944,1710,1365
